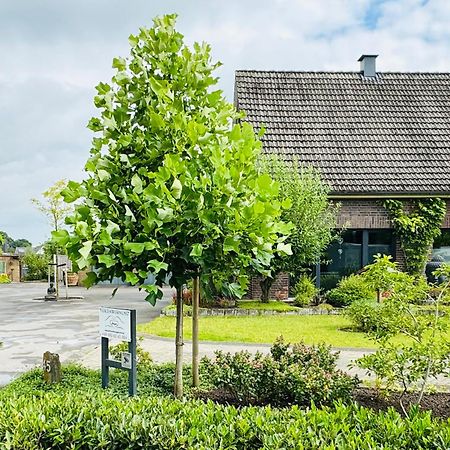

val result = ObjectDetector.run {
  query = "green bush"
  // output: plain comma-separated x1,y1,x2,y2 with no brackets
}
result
319,272,340,292
345,297,415,336
1,363,190,399
109,338,153,368
22,250,49,281
0,390,448,449
293,274,318,307
327,274,373,307
0,273,11,284
199,338,358,407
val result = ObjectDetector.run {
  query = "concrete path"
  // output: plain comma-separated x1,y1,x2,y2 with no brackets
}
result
0,282,171,385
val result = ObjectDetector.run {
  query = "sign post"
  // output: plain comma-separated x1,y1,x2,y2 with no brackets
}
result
99,307,137,396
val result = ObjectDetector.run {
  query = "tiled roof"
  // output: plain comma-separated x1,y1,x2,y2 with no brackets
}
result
234,71,450,196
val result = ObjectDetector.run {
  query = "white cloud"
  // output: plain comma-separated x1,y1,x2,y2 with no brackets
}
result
1,0,450,244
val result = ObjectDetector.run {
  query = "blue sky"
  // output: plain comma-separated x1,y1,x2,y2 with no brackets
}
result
1,0,450,244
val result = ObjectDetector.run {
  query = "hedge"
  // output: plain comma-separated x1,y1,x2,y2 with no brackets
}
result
0,391,449,449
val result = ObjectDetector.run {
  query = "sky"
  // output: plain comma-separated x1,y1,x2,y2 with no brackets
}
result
1,0,450,245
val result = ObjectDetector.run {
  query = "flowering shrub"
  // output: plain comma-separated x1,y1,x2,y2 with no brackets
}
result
199,337,358,407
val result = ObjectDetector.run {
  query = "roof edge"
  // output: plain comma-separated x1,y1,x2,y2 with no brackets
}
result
235,69,450,76
329,193,450,200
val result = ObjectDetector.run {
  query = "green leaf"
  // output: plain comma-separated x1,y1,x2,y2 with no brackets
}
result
112,57,127,71
83,272,98,288
190,243,203,257
98,254,115,268
157,207,173,221
171,178,182,199
131,174,143,194
79,241,93,260
52,229,70,246
61,181,81,203
98,169,110,182
125,271,139,285
281,198,292,209
223,236,239,253
148,260,168,273
105,220,120,236
142,284,163,306
128,34,139,47
124,242,146,254
276,242,292,256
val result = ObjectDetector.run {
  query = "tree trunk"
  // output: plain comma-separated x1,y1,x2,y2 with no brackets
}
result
260,277,273,303
192,276,200,388
174,286,184,398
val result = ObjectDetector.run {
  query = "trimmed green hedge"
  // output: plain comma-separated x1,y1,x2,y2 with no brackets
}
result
0,391,449,449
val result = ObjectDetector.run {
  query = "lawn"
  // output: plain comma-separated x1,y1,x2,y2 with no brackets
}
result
138,315,376,348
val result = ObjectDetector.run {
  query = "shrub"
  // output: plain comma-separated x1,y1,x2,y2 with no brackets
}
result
293,274,318,307
319,272,340,292
0,390,448,448
199,337,358,407
22,250,49,281
327,274,373,307
109,338,153,368
2,363,190,399
0,273,11,284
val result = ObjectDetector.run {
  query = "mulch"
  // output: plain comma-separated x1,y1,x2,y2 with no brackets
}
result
195,388,450,420
354,387,450,420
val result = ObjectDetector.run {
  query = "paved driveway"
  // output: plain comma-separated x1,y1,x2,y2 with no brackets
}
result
0,282,171,385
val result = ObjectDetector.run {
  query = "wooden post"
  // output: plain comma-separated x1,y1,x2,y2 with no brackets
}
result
174,286,184,398
42,351,61,383
192,276,200,387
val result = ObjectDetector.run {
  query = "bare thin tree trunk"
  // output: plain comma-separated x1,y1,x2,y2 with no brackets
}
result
174,286,184,398
192,276,200,387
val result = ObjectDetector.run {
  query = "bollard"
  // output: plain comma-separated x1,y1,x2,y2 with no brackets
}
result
42,351,61,383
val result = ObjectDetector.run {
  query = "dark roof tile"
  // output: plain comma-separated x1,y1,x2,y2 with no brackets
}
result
235,71,450,195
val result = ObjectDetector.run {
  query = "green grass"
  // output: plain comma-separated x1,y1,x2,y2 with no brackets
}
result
138,315,376,348
236,300,299,311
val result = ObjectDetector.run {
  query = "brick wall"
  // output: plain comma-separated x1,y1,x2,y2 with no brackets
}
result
335,200,392,229
247,272,289,300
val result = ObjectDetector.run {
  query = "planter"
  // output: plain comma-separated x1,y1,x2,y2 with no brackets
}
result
67,272,79,286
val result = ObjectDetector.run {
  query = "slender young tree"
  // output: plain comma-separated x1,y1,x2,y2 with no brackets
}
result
54,15,291,397
257,156,338,302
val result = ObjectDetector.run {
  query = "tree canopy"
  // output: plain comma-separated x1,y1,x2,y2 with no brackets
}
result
257,156,338,301
54,14,291,303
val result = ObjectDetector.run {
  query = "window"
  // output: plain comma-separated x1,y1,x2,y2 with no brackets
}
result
0,261,6,274
320,229,395,290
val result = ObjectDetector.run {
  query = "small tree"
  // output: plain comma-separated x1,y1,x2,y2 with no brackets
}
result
32,180,73,233
356,265,450,415
257,156,338,302
54,15,290,397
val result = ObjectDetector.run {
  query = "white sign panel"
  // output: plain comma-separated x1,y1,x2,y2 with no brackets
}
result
99,307,131,342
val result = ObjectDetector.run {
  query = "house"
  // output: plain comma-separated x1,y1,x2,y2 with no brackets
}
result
0,254,21,282
235,55,450,289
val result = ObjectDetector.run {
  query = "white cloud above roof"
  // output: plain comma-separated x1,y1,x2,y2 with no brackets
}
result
1,0,449,243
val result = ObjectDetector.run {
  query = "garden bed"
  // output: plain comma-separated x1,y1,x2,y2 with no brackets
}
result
354,388,450,419
195,387,450,419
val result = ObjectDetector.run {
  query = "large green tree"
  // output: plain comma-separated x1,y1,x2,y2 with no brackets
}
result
257,156,338,302
54,15,290,397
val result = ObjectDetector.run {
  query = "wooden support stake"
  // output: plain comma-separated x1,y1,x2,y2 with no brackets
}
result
192,276,200,387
